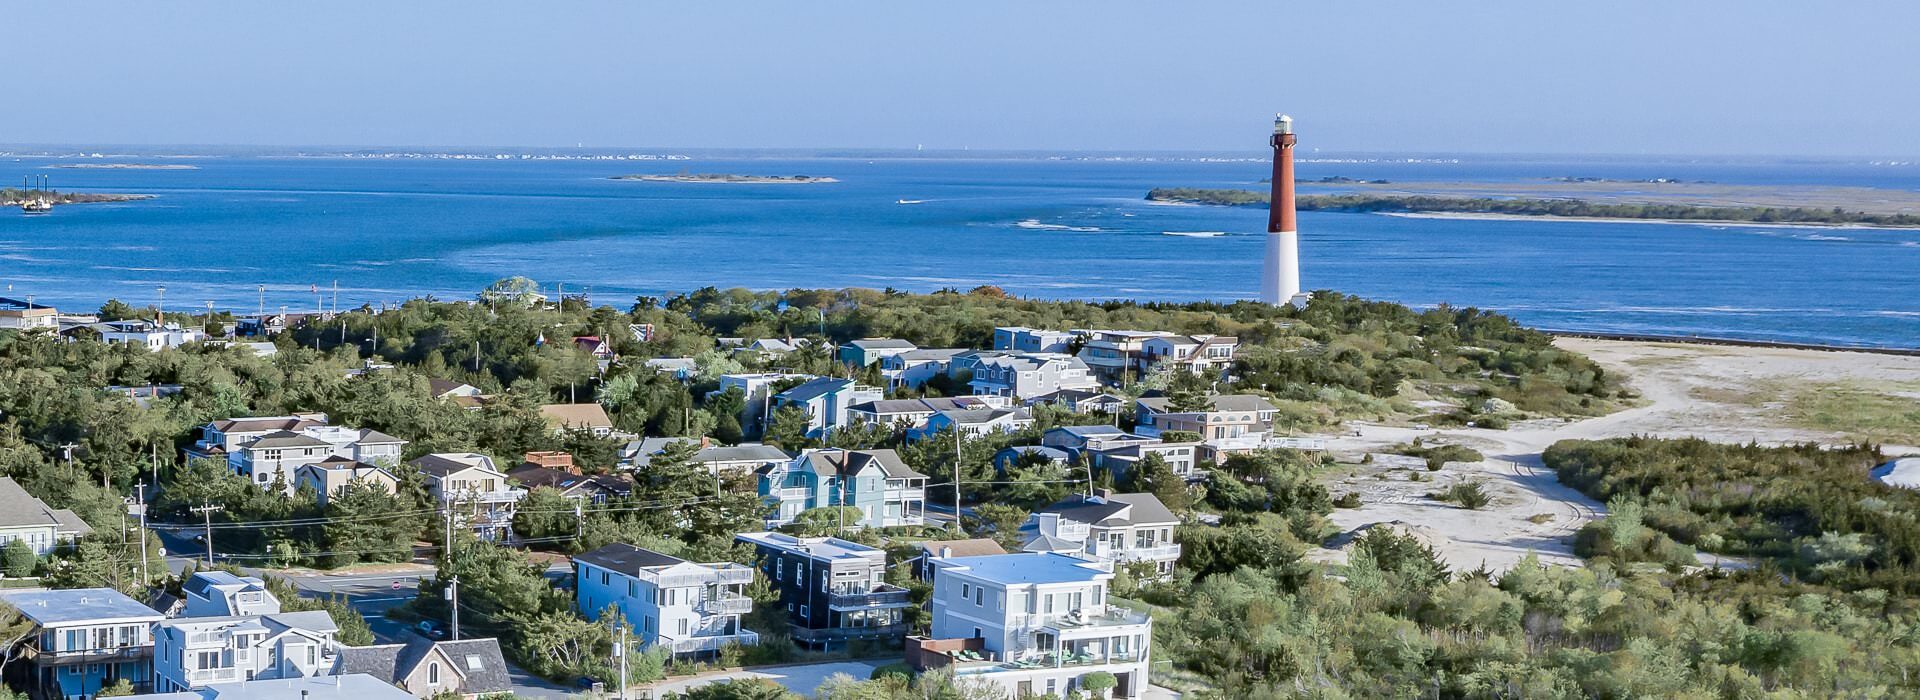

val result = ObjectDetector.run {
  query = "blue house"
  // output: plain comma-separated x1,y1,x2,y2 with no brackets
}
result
758,448,928,529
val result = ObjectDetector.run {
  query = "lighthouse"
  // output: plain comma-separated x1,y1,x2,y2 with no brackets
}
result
1261,114,1307,306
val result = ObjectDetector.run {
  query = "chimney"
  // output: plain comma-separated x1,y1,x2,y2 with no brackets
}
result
939,546,952,559
1093,488,1113,500
1262,113,1303,306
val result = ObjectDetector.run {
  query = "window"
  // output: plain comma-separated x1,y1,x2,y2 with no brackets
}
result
1044,594,1054,614
307,645,315,665
961,583,970,600
428,662,440,685
972,627,982,639
800,605,810,618
975,587,984,606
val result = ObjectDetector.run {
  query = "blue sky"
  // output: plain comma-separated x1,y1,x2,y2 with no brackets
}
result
7,1,1916,156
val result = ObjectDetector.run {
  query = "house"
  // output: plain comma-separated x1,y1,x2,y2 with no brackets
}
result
770,378,884,439
0,297,57,330
150,611,340,692
848,396,1011,432
330,637,511,699
572,543,760,657
538,403,616,437
993,327,1076,355
572,336,615,360
1020,491,1182,576
915,408,1036,441
91,320,207,350
629,323,655,343
107,384,186,409
644,357,699,381
0,588,166,699
992,446,1072,473
181,571,281,617
621,438,791,476
1139,335,1239,376
227,426,407,493
966,353,1098,400
837,338,917,367
1023,389,1126,415
409,454,524,541
711,373,809,435
919,553,1152,699
130,673,414,700
757,449,927,529
1040,426,1155,458
1086,440,1202,482
1075,330,1174,383
878,348,968,390
731,337,806,362
915,539,1008,581
735,532,912,649
506,452,632,503
295,457,400,507
233,313,320,338
427,379,482,401
186,414,331,461
0,476,92,554
1134,394,1279,458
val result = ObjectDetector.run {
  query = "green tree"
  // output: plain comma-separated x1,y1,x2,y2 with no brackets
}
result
764,406,814,452
1128,452,1189,513
1,540,34,578
707,387,747,445
323,480,418,567
512,487,580,544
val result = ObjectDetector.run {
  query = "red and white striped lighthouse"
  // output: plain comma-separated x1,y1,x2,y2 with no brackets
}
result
1261,114,1304,306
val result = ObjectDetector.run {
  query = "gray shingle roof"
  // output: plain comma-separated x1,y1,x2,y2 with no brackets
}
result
1137,394,1276,413
0,477,93,535
798,449,928,479
776,377,853,403
847,338,915,350
574,542,686,572
244,431,332,449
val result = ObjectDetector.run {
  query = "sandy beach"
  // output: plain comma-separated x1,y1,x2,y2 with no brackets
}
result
1309,338,1920,572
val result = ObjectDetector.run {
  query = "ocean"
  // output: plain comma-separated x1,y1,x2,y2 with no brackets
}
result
3,150,1917,348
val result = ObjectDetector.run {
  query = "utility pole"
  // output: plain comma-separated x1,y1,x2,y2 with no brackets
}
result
953,427,963,533
574,502,583,542
191,503,223,564
58,443,77,480
257,284,265,319
614,623,629,700
130,483,149,586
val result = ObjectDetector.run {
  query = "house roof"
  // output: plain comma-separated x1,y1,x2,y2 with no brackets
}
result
1020,533,1081,553
1049,425,1126,438
335,637,510,695
934,552,1110,585
507,464,632,496
135,674,414,700
1137,394,1276,414
209,415,327,434
0,476,93,535
539,403,614,430
698,444,791,463
426,379,476,398
1036,492,1180,527
355,428,405,444
776,377,853,403
409,453,497,478
846,338,916,350
574,542,686,572
1028,389,1120,405
934,408,1033,426
797,449,927,479
918,538,1008,558
997,445,1071,463
735,532,885,561
0,588,163,625
243,431,333,450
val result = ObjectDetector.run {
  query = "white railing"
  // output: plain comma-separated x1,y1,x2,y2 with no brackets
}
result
701,594,752,615
1112,544,1181,562
636,563,754,589
659,629,760,654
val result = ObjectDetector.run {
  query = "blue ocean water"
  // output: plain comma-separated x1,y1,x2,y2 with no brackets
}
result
2,152,1917,348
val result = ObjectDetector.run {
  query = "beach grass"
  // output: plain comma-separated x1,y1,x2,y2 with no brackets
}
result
1787,382,1920,446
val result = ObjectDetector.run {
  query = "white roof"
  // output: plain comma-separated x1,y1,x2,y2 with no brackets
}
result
1873,457,1920,489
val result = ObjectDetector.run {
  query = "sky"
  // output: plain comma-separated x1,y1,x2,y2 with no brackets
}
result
7,1,1918,156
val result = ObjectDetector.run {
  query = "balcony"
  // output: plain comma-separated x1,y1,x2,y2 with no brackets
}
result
885,487,925,502
1039,607,1152,638
791,623,908,644
636,562,755,589
187,667,242,685
24,645,151,665
700,593,753,616
444,489,525,504
1110,544,1181,563
827,584,911,610
659,629,760,654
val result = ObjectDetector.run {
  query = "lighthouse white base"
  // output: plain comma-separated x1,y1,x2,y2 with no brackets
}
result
1261,230,1301,305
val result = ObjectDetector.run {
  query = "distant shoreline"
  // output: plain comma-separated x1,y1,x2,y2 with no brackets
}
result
1,190,153,206
612,173,838,184
1380,211,1920,232
44,163,198,170
1145,188,1920,228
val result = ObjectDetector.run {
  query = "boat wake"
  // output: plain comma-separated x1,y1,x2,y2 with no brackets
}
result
1162,231,1227,238
1015,219,1101,232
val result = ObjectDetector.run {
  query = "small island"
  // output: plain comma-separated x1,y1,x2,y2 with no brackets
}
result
46,163,199,170
1,188,153,206
1146,187,1920,228
611,173,838,184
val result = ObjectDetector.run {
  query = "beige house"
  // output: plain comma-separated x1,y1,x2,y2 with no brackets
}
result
410,453,524,541
294,456,400,506
331,637,511,699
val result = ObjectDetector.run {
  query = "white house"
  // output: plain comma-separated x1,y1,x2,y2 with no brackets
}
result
1075,330,1174,383
151,611,340,692
573,543,760,657
993,327,1077,355
712,373,810,435
92,320,207,350
878,348,969,390
226,426,406,493
1139,335,1239,376
925,553,1151,699
0,476,92,554
409,453,525,541
186,414,331,461
848,396,1012,433
771,378,884,439
0,297,57,330
181,571,281,618
915,408,1036,441
1020,492,1182,576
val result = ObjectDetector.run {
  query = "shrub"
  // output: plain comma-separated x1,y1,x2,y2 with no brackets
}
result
1446,480,1491,510
1334,492,1363,508
2,540,35,578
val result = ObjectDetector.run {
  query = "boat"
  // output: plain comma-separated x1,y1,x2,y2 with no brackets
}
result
896,199,925,205
20,198,52,215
